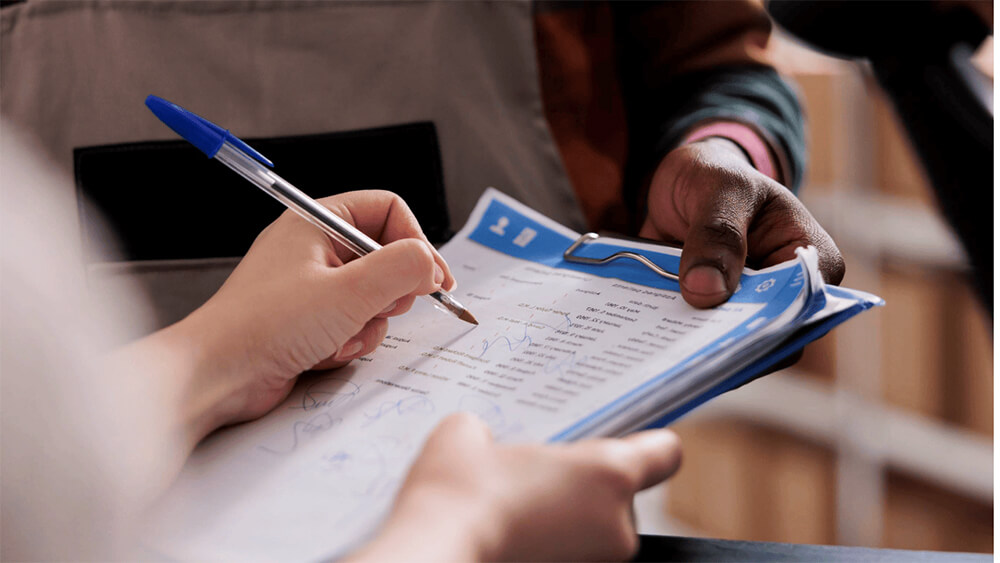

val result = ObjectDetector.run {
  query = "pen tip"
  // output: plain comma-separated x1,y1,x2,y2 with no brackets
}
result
459,310,479,325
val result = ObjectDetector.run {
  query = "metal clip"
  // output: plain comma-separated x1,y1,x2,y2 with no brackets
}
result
562,233,679,282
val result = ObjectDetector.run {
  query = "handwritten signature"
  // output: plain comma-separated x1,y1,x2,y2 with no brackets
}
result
258,412,342,455
291,376,361,411
362,396,435,427
543,351,589,375
457,395,523,440
322,436,414,498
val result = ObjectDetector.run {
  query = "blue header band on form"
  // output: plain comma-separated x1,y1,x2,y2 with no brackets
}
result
468,199,801,304
463,197,813,441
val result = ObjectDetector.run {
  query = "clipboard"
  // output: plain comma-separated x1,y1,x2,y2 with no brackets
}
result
558,229,877,435
147,188,883,560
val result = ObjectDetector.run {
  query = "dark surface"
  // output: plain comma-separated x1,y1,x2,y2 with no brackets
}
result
633,535,991,562
74,121,450,263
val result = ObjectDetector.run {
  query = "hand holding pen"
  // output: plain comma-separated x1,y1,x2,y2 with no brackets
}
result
145,95,478,325
133,189,458,431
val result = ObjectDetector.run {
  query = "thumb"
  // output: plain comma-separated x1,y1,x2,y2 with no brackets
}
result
679,213,750,309
317,238,443,344
424,412,494,452
620,429,683,490
407,413,493,478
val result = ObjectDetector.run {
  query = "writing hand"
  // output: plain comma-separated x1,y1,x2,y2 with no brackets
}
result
349,413,682,562
640,138,845,308
135,190,455,445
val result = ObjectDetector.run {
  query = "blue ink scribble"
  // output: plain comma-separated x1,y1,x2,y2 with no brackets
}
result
457,395,523,440
290,376,361,411
362,396,435,426
478,315,574,359
258,412,342,455
479,323,532,357
321,436,414,499
543,351,589,375
321,441,388,495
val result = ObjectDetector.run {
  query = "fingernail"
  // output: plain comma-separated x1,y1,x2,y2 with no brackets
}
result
683,265,728,296
433,264,445,286
339,340,363,358
380,301,397,315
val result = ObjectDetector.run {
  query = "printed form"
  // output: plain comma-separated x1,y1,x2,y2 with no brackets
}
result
148,189,873,560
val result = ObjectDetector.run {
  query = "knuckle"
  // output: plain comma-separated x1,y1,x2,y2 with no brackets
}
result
375,190,415,219
825,249,847,285
699,217,746,255
369,189,400,203
385,190,407,209
804,220,846,285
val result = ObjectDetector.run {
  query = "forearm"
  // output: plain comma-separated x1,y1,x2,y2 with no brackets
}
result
102,307,246,480
614,1,807,219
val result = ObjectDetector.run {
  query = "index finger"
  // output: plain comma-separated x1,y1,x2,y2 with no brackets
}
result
318,190,457,291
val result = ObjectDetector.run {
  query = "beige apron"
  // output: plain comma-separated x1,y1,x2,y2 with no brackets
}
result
1,0,584,336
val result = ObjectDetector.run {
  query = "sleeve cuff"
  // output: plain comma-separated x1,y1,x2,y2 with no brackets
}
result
681,121,786,184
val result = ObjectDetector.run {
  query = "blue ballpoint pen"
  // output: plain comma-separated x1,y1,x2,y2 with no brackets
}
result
145,95,478,325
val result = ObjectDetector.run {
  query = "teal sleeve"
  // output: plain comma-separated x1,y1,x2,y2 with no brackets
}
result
646,65,807,193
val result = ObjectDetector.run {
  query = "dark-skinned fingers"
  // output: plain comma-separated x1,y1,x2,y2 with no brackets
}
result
637,218,668,241
671,156,766,308
747,190,846,285
678,214,750,308
813,228,846,285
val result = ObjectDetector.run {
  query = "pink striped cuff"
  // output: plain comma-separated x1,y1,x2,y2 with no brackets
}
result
682,122,779,182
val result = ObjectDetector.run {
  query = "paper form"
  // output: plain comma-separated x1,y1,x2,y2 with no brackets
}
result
146,189,876,560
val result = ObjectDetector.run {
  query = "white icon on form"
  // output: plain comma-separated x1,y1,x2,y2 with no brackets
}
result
755,278,776,293
512,227,537,248
489,216,509,236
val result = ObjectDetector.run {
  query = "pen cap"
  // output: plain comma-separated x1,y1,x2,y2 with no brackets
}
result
145,95,272,167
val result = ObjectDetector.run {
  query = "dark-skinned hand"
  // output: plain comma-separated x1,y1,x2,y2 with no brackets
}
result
640,137,845,309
